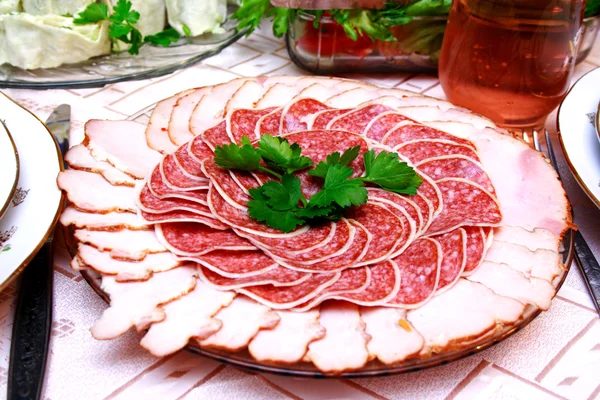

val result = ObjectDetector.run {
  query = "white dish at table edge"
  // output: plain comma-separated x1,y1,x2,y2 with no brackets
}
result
0,120,19,219
0,91,64,291
558,67,600,208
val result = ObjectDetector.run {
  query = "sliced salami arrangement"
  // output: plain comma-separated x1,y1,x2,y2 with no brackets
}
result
57,75,572,374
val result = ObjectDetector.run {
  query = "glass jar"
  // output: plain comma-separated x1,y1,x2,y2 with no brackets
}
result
286,11,447,74
438,0,586,129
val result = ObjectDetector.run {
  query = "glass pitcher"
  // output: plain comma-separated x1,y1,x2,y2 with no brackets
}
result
438,0,585,129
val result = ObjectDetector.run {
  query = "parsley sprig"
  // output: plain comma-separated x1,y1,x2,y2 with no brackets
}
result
74,0,181,55
215,136,422,232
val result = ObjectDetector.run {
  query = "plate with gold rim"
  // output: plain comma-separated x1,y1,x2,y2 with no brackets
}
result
0,91,64,292
558,67,600,209
0,119,19,219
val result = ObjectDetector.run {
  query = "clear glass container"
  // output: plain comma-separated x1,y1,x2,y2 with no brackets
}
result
286,11,447,74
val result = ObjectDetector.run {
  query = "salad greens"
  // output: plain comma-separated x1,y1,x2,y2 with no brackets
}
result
233,0,451,42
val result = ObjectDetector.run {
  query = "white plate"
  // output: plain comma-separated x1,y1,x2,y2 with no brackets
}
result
0,91,63,291
0,119,19,218
558,67,600,208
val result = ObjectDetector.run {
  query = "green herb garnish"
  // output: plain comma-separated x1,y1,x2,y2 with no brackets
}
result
145,28,181,47
214,137,421,232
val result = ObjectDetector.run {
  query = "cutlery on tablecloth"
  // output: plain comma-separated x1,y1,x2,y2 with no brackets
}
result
526,129,600,316
7,105,70,400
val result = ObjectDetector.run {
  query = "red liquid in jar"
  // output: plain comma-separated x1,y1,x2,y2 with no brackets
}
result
439,0,585,128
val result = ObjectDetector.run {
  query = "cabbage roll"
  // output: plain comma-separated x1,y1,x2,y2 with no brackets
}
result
0,14,110,69
0,0,21,14
22,0,94,16
166,0,226,36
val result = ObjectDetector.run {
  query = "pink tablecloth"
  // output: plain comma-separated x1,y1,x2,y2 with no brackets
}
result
1,25,600,400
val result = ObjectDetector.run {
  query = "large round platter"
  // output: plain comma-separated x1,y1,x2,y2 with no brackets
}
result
0,120,19,219
0,92,64,291
59,86,573,378
0,6,245,90
558,67,600,208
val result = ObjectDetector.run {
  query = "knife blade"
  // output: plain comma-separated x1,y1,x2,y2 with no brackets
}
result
7,105,70,400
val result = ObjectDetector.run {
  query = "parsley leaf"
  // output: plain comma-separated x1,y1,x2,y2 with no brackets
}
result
145,28,180,47
214,136,262,171
258,134,313,174
309,165,368,208
309,146,361,178
360,150,423,195
260,174,303,211
248,183,305,233
73,3,109,23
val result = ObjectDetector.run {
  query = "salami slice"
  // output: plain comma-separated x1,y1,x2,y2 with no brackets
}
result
381,123,477,150
240,221,335,253
311,109,350,129
138,185,211,215
208,188,309,238
367,188,422,235
239,272,341,309
280,98,330,134
174,144,207,179
183,250,278,278
292,267,372,312
161,154,209,191
388,238,442,308
263,219,354,266
188,136,215,164
364,112,415,141
198,266,310,289
140,210,228,230
327,104,393,133
367,189,419,250
394,140,479,164
227,108,276,144
349,202,405,266
202,161,253,209
425,178,502,236
462,226,488,275
334,260,401,306
201,121,231,150
147,166,208,204
270,219,370,272
416,156,495,194
433,228,467,294
155,222,255,256
256,109,282,138
416,173,443,219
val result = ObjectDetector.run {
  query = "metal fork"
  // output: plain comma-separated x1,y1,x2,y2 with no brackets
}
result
523,129,600,316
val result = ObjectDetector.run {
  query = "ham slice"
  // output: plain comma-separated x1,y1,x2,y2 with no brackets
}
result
65,144,138,187
60,207,148,230
249,310,325,363
199,296,280,351
467,261,555,310
85,120,162,179
190,78,247,137
140,281,235,357
427,121,571,238
146,89,193,153
76,244,180,281
168,88,209,145
91,266,197,340
361,307,424,364
484,240,562,282
305,302,371,373
408,279,525,353
58,170,137,213
224,80,265,116
493,226,559,252
255,83,297,109
74,229,167,260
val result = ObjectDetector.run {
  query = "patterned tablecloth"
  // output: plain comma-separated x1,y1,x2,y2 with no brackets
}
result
1,26,600,400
